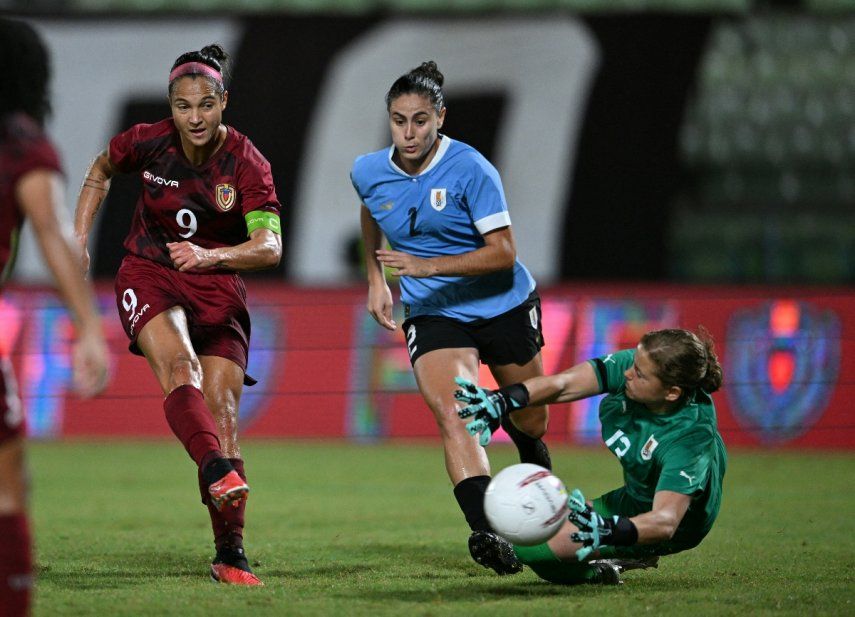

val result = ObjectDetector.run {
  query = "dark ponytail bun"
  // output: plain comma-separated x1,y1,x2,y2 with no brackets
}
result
385,59,445,113
411,60,444,88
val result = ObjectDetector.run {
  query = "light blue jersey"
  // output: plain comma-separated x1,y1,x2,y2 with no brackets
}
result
352,136,536,322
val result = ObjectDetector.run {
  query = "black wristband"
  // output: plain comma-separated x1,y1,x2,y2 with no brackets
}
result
500,383,531,411
611,516,639,546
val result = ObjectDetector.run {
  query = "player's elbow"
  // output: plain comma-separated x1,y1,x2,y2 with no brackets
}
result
261,236,282,268
500,253,516,271
265,245,282,268
496,239,516,270
658,513,681,540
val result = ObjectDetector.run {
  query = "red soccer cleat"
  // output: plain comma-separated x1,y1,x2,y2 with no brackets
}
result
210,562,264,586
208,470,249,512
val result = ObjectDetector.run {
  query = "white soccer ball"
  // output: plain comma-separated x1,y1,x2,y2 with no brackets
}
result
484,463,569,546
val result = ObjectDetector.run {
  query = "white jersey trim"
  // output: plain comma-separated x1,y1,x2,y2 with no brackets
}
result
475,211,512,234
388,135,453,177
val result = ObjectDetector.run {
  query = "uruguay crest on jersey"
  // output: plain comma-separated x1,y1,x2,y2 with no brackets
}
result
431,188,446,211
216,183,236,211
640,435,659,461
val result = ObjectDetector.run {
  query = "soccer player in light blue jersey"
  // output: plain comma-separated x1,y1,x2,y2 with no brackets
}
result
455,328,727,585
352,61,552,576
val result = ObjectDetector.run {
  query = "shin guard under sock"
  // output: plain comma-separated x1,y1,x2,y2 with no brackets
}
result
500,416,552,470
0,513,32,617
514,543,598,585
164,384,223,466
453,475,492,532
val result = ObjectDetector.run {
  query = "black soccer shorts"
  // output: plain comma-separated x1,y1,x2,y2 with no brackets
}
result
401,291,544,367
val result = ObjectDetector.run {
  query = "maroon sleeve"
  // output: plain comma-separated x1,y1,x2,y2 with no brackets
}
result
108,124,146,173
13,135,62,184
237,144,281,217
0,116,63,280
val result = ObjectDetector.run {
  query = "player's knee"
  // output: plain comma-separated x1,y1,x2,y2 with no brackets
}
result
166,355,202,390
431,402,467,434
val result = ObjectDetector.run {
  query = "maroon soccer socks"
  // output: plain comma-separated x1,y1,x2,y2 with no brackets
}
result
0,513,32,617
163,384,224,466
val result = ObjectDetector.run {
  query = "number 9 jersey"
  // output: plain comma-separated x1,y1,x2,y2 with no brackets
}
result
109,119,281,273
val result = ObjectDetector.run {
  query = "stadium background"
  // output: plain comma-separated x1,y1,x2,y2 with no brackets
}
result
2,1,854,449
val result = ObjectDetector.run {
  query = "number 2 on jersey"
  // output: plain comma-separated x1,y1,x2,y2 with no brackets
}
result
176,208,198,238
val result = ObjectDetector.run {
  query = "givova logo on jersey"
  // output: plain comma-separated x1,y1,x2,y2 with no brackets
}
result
725,300,841,444
143,170,178,188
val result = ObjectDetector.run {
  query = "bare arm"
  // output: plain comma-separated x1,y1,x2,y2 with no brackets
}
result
375,226,516,278
454,358,604,430
73,150,116,272
522,360,603,406
17,170,108,397
361,204,396,331
630,490,692,544
167,227,282,272
548,489,692,560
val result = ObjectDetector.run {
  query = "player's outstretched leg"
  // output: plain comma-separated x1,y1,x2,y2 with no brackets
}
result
199,459,262,586
164,384,249,511
453,475,523,575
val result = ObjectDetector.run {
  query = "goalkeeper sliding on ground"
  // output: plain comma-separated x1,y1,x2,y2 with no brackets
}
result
454,328,727,585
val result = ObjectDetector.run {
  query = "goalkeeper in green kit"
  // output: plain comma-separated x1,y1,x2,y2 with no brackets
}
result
454,328,726,585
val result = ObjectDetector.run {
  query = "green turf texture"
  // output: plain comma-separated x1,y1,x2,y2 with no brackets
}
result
28,441,854,616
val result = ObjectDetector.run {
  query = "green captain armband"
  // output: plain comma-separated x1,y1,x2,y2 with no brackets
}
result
245,210,281,235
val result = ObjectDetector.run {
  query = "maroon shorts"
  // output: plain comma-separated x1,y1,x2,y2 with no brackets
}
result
0,358,25,444
114,254,253,381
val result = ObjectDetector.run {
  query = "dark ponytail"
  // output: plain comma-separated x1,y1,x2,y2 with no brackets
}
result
696,325,723,393
385,60,445,113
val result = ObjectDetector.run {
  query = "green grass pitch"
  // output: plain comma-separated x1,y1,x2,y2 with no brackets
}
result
28,441,854,616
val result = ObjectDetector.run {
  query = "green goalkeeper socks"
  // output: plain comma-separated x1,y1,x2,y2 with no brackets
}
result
513,542,599,585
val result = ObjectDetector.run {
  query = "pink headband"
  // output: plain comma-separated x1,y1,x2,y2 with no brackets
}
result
168,62,223,85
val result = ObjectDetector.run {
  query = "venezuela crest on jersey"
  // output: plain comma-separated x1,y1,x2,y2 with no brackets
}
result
216,183,236,211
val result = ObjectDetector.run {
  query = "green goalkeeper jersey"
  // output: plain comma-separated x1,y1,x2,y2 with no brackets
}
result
590,348,727,538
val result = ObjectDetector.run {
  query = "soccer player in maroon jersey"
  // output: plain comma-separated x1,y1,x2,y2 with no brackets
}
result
0,18,109,615
73,44,282,586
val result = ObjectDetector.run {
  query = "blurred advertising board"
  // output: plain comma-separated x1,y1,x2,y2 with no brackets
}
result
2,284,852,448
